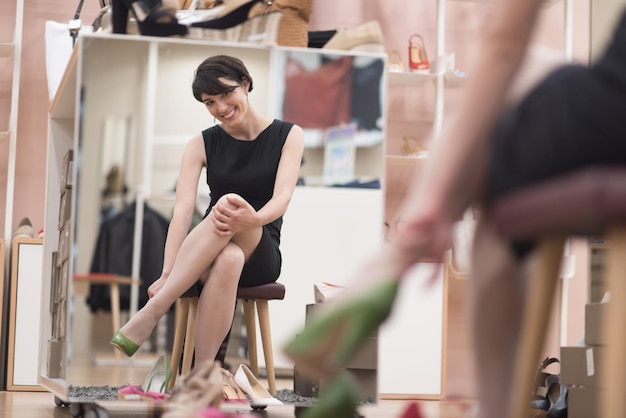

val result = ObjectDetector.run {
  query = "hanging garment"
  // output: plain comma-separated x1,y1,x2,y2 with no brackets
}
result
86,201,169,313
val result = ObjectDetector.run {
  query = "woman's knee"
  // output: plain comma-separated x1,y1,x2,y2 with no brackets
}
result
214,244,245,275
216,193,242,210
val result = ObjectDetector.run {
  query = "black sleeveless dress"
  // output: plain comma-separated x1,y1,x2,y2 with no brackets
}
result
201,119,294,287
484,10,626,258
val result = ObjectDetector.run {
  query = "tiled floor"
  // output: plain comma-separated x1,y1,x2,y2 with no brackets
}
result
0,389,476,418
0,357,476,418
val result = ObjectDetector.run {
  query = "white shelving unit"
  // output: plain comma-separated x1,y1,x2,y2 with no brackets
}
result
380,0,573,399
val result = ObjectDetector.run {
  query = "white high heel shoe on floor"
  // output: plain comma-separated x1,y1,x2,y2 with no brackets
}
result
234,364,283,408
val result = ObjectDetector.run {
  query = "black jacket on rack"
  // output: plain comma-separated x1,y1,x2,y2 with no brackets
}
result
86,201,169,313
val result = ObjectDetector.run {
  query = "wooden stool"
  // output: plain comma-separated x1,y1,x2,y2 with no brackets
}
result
490,166,626,418
169,282,286,395
73,273,141,362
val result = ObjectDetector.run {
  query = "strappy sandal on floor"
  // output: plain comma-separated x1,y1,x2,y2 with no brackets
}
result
162,360,224,418
118,355,171,401
220,367,248,403
530,357,561,417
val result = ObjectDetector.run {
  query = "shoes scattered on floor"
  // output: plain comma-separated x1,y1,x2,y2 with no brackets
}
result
220,367,248,403
118,355,171,401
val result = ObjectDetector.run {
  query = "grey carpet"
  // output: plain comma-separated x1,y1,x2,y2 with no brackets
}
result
68,385,318,405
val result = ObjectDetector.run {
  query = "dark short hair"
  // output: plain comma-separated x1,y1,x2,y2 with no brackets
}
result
192,55,254,102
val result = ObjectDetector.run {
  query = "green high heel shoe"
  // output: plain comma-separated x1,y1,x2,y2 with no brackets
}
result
110,331,140,357
300,372,361,418
284,279,399,379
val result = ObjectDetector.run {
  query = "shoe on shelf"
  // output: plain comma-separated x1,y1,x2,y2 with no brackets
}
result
401,136,429,158
248,0,314,47
13,217,33,239
187,10,282,45
190,0,260,29
111,0,188,36
233,364,283,408
322,20,385,53
110,330,140,357
118,355,172,401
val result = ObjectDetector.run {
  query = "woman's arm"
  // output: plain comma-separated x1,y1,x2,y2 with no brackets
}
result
395,0,545,261
255,124,305,224
160,134,206,277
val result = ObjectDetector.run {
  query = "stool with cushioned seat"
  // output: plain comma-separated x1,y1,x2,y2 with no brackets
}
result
168,282,286,395
489,166,626,418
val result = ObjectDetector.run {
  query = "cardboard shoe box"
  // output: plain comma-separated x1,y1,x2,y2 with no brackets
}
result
294,303,379,402
568,386,600,418
584,302,608,346
294,366,378,403
560,346,605,388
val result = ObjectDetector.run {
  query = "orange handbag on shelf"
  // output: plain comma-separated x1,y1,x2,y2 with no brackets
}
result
408,34,430,71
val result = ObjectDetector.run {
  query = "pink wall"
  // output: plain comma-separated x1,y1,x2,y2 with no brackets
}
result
0,0,103,238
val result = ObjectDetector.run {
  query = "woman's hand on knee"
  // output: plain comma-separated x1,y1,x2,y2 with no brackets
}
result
211,193,259,235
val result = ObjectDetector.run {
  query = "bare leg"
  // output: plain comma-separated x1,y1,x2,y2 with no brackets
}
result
117,187,263,349
194,242,244,364
469,217,529,418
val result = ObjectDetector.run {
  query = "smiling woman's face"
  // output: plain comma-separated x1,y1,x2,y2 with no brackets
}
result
200,78,249,125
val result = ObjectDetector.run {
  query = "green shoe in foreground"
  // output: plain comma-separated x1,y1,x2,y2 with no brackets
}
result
300,372,362,418
110,331,140,357
284,279,399,379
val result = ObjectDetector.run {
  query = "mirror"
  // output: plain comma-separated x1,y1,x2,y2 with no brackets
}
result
51,35,386,391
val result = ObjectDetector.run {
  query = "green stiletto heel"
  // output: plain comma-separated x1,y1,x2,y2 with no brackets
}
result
284,279,399,379
300,372,361,418
110,331,140,357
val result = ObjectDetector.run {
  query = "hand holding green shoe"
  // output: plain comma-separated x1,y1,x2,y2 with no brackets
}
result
284,279,399,380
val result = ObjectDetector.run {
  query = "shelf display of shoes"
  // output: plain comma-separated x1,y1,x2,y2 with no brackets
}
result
322,20,385,53
13,217,33,239
408,33,430,73
388,50,404,73
101,0,313,47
